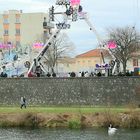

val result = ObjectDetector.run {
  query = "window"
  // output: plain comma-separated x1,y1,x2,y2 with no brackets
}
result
3,18,8,24
133,59,138,66
16,18,20,23
4,30,8,35
16,29,20,35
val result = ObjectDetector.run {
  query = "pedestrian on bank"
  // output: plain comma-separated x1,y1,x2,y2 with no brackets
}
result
20,96,27,109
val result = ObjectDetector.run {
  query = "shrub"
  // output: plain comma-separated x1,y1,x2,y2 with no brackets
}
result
68,120,81,129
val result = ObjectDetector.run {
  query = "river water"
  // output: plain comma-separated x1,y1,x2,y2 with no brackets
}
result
0,128,139,140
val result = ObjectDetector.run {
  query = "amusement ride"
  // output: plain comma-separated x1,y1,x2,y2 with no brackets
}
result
0,0,121,77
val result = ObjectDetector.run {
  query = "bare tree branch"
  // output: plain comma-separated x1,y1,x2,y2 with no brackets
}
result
44,32,75,73
107,26,140,74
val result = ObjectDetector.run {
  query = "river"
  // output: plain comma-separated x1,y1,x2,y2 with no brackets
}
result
0,128,139,140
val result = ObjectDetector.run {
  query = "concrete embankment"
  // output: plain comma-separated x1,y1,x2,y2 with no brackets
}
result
0,111,139,129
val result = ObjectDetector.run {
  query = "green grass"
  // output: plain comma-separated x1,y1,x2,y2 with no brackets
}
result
0,106,138,114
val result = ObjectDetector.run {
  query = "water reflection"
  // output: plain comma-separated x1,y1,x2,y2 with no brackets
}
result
0,128,139,140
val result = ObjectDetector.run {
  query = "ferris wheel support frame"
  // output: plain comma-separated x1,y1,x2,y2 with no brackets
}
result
28,0,120,76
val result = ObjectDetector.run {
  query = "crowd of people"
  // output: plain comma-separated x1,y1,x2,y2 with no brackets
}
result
0,70,135,78
27,70,102,78
0,69,106,78
0,64,135,78
67,71,97,77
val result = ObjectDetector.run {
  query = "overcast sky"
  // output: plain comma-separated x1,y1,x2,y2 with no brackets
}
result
0,0,140,55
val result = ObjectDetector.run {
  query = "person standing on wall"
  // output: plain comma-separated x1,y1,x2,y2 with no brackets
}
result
35,66,41,77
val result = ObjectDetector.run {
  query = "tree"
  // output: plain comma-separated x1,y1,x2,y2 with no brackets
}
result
107,26,140,75
44,32,75,73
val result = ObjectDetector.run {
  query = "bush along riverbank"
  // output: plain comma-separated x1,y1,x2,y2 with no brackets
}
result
0,110,140,129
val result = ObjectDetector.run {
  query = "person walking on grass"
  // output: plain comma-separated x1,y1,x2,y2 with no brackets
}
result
20,96,27,109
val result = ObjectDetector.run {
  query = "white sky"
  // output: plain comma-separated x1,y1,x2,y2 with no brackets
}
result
0,0,140,55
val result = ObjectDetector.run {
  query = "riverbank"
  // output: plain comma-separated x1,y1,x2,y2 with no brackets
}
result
0,107,139,129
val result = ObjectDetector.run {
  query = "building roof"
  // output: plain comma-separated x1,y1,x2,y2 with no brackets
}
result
76,49,110,58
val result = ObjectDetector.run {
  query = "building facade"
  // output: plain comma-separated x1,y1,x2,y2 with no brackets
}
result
56,49,140,75
0,10,53,51
74,49,111,73
52,49,111,76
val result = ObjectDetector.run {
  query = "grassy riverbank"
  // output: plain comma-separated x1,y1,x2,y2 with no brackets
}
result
0,107,139,129
0,106,132,113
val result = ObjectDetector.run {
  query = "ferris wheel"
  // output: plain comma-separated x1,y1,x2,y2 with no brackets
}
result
27,0,120,76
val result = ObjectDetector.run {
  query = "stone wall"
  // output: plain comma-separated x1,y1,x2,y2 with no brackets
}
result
0,77,140,106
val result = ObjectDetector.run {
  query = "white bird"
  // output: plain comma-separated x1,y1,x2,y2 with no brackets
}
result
108,124,117,135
